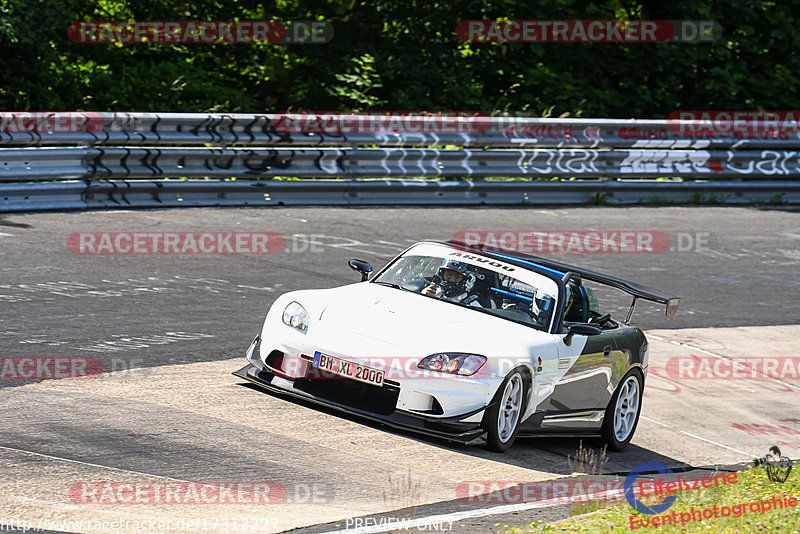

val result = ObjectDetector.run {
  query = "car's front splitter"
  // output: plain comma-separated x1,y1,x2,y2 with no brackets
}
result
233,363,488,444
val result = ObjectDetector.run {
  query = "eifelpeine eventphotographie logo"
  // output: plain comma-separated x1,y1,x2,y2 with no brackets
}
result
624,463,678,515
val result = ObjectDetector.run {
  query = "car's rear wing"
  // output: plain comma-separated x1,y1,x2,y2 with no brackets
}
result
447,241,680,322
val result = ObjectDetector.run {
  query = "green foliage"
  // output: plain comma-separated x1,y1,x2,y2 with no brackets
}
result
325,53,386,110
761,193,788,205
588,192,609,205
0,1,798,116
689,189,728,204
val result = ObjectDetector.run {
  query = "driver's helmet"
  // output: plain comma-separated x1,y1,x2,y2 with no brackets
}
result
437,259,475,297
531,287,554,316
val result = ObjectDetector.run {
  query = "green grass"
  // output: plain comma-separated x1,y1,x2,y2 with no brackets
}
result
758,193,788,206
689,189,730,204
587,192,609,205
495,465,800,533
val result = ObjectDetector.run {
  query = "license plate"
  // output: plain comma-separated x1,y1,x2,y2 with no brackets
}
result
313,352,384,387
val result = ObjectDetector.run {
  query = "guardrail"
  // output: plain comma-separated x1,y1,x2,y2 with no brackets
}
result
1,112,798,211
1,112,798,149
4,179,798,212
3,146,800,180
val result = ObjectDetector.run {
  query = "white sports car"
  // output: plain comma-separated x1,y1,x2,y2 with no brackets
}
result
235,241,679,452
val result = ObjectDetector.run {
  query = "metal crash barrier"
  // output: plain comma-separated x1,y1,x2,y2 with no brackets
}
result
1,112,798,211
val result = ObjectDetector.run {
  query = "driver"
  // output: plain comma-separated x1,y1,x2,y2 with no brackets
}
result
562,283,585,323
423,259,490,307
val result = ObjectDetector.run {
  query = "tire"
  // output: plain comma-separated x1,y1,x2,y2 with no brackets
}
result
484,369,529,452
600,370,643,452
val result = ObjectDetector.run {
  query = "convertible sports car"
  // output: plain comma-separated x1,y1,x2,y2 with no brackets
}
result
235,241,679,452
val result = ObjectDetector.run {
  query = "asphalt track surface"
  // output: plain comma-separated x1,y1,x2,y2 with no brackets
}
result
2,206,799,374
0,206,799,533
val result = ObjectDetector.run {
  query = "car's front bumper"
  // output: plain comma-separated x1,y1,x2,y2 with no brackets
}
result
232,335,491,444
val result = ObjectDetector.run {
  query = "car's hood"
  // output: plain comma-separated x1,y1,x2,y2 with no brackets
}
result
308,282,551,357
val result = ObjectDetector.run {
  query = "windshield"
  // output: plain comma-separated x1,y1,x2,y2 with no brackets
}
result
373,243,559,332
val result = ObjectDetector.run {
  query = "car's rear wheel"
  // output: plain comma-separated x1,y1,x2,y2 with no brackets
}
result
600,370,643,451
484,369,528,452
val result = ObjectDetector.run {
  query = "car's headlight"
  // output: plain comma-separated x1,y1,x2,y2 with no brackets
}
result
282,301,309,334
417,353,487,376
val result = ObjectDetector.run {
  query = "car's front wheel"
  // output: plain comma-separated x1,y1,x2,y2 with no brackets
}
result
484,369,528,452
600,370,643,451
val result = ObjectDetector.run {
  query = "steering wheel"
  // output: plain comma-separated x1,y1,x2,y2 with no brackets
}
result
590,313,611,324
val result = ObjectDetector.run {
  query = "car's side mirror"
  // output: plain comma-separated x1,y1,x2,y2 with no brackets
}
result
563,323,602,346
348,259,373,281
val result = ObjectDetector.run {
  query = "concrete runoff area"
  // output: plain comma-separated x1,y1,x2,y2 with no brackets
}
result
0,325,796,533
